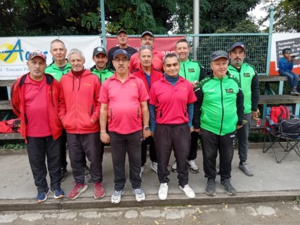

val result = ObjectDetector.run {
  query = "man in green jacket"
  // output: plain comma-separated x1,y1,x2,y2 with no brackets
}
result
228,42,260,177
172,39,207,173
90,47,114,84
45,39,71,182
193,50,244,197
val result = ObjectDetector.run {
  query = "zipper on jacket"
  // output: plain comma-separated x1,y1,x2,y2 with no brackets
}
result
219,79,224,135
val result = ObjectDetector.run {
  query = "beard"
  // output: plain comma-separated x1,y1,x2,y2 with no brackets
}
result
231,60,243,67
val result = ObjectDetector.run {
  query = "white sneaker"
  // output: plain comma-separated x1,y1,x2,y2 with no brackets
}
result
187,160,199,173
179,184,195,198
150,162,158,174
132,188,145,202
111,189,125,204
171,161,177,172
158,183,168,200
140,166,144,177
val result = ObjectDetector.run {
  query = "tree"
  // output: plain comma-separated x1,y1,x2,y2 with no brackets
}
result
259,0,300,32
0,0,261,36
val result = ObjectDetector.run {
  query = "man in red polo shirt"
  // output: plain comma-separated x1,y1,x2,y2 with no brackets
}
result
129,31,164,71
149,53,197,200
131,45,163,175
100,49,151,204
11,50,64,203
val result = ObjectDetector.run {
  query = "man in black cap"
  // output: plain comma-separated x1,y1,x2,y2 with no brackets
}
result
91,47,114,84
108,29,137,70
228,42,260,177
193,50,244,197
129,31,164,72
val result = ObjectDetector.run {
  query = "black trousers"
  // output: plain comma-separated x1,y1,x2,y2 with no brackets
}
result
60,129,68,170
189,131,200,160
154,123,190,187
141,136,157,166
109,130,142,191
67,132,103,184
200,128,235,181
27,135,62,193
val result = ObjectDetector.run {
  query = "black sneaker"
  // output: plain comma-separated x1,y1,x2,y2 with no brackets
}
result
61,169,68,182
206,179,216,196
220,179,236,196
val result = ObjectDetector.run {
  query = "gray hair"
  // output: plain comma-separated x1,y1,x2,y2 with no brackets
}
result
67,48,85,60
163,53,180,65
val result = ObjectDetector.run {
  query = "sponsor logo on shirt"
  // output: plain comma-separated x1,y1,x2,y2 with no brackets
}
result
226,88,234,93
188,68,195,72
130,82,137,87
84,83,91,87
243,73,250,77
208,89,215,92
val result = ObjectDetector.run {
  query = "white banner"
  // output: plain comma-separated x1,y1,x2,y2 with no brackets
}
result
270,33,300,75
0,36,101,80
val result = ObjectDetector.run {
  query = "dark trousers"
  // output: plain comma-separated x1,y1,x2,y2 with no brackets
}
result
109,130,142,191
237,113,251,163
200,128,235,181
154,123,190,187
60,129,68,170
141,136,157,166
189,131,199,160
27,135,62,193
67,132,103,184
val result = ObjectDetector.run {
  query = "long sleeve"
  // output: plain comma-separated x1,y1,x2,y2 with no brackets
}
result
149,104,156,132
236,88,244,126
187,104,194,128
192,88,203,129
251,72,260,111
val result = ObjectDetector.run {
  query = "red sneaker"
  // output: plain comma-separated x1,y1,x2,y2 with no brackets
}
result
94,182,105,199
68,183,88,200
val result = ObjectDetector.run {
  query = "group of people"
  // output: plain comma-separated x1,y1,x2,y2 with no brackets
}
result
11,29,266,204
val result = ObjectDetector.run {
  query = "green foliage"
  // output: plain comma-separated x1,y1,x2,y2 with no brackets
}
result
259,0,300,32
1,0,260,36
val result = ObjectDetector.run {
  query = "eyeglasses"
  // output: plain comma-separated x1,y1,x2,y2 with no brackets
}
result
113,58,129,63
142,38,154,41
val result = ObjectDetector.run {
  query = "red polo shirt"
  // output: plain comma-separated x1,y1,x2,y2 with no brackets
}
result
24,76,52,137
149,76,197,124
100,73,149,134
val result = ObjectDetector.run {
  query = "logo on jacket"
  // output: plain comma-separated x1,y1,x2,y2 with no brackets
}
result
243,73,250,77
188,68,195,72
225,88,234,93
84,83,91,87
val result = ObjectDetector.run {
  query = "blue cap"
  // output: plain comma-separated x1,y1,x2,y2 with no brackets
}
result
230,42,246,52
113,49,130,59
211,50,228,62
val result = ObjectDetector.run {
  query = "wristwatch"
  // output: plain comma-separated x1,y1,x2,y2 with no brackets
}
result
144,126,150,131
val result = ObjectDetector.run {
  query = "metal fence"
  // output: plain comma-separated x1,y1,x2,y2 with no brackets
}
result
186,33,270,75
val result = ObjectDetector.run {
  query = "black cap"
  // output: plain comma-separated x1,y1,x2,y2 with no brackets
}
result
141,31,154,38
211,50,229,62
93,47,107,57
282,48,292,54
117,29,127,35
113,49,130,60
230,42,246,52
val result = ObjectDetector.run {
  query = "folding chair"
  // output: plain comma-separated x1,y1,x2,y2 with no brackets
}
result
263,106,300,163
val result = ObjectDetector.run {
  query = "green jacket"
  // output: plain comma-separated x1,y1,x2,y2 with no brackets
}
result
90,65,114,84
228,63,259,114
179,59,201,82
193,74,244,136
45,62,71,82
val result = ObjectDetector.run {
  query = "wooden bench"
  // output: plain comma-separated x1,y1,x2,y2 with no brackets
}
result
258,75,300,117
0,133,23,140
